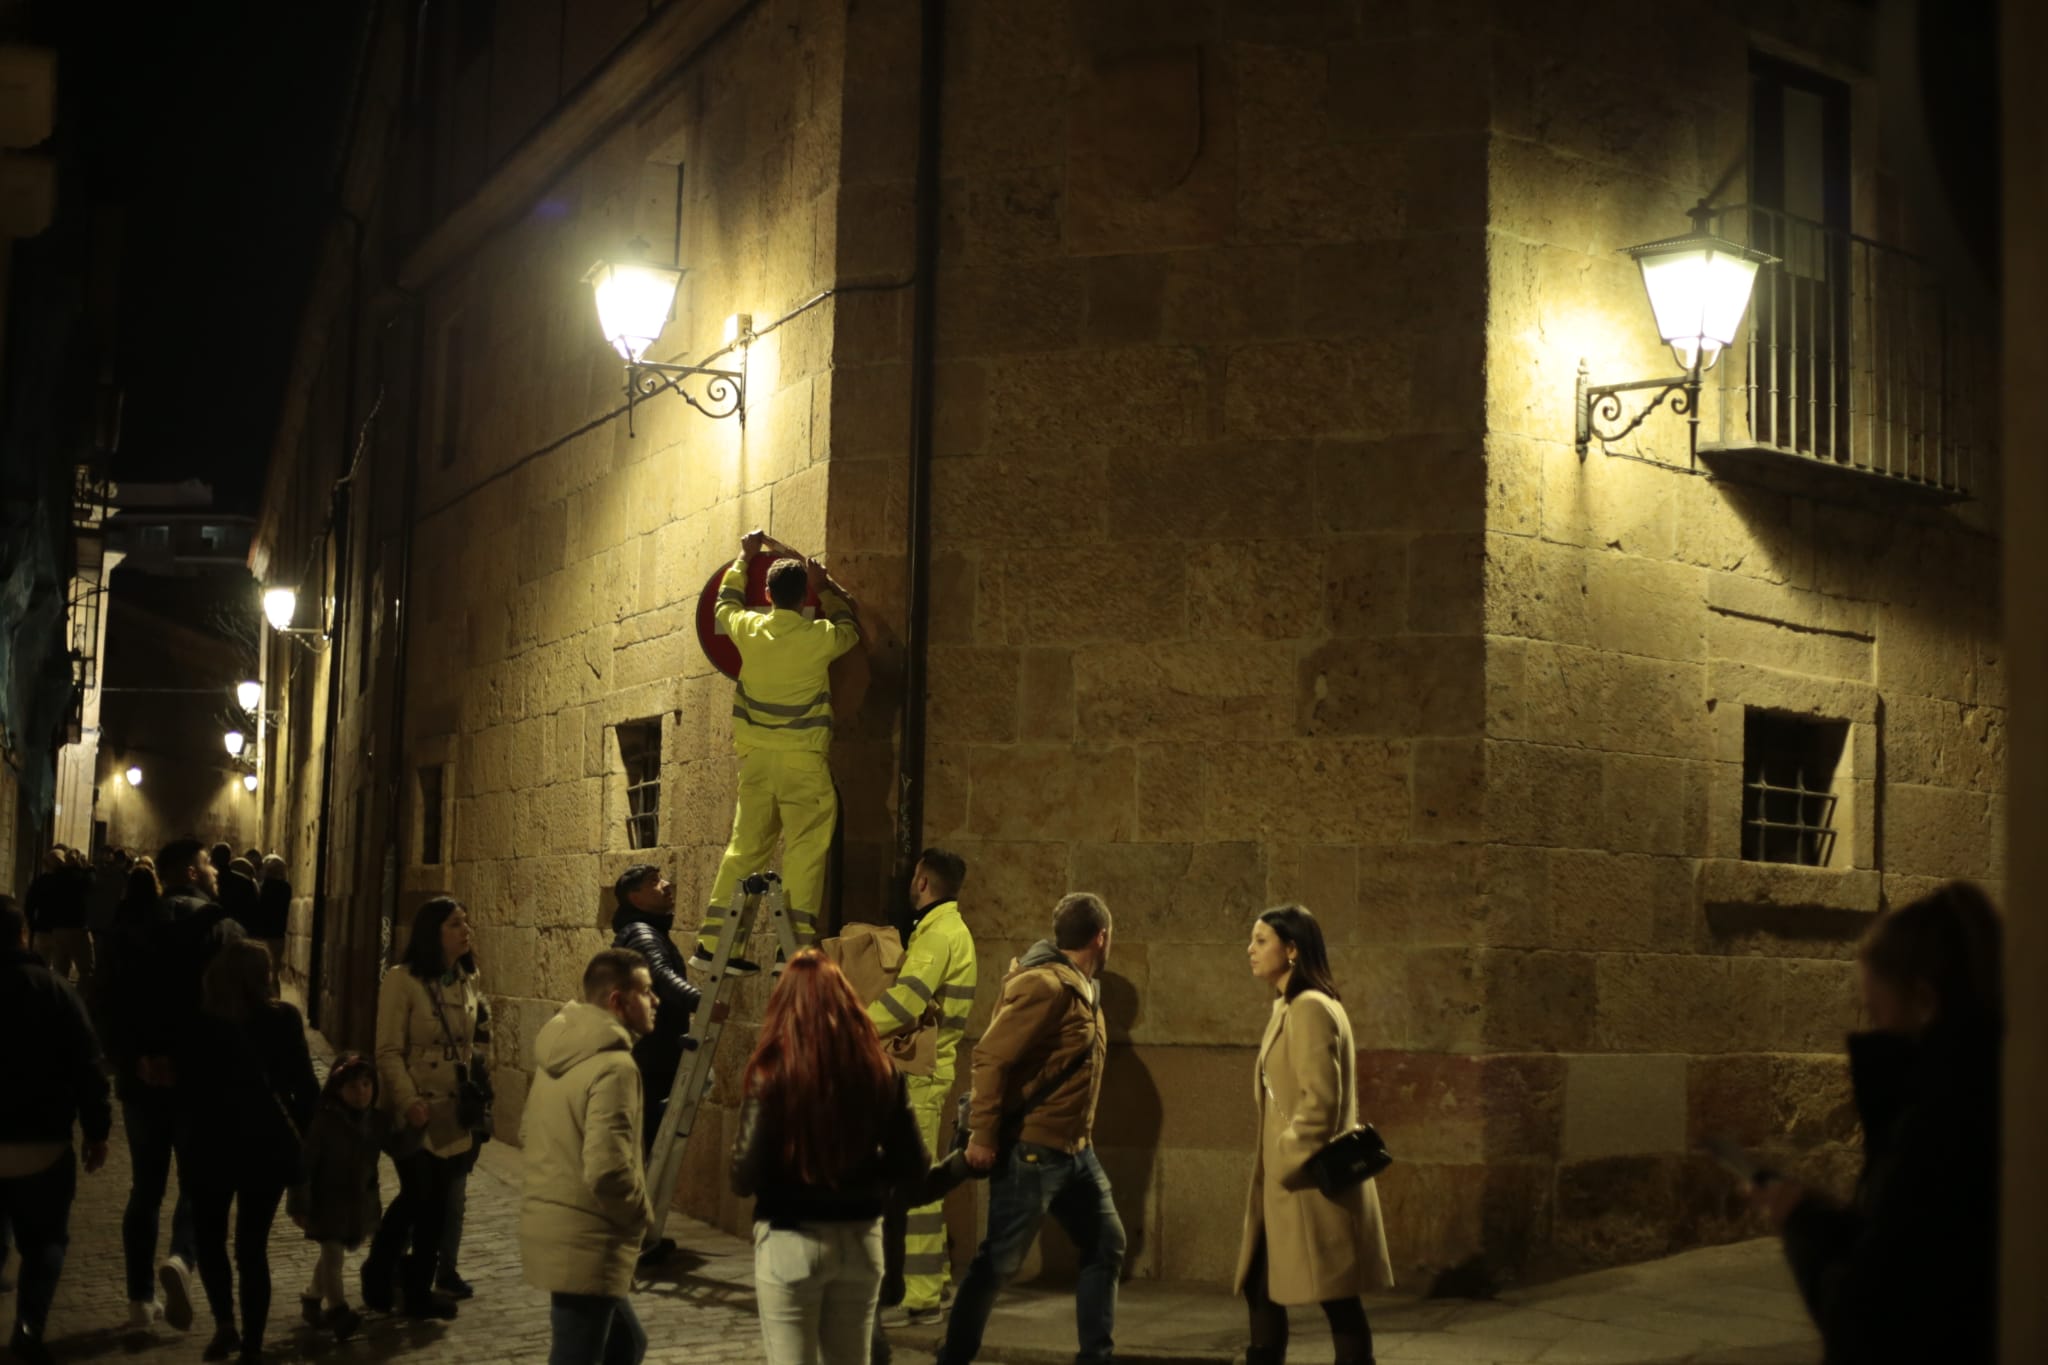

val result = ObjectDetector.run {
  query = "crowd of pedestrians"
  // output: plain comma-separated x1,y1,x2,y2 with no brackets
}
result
0,826,2010,1365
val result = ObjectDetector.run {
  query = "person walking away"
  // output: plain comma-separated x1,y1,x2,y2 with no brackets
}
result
25,847,93,994
938,894,1122,1365
869,848,977,1327
214,849,259,940
1236,906,1392,1365
1748,882,2002,1365
363,897,478,1319
136,837,241,1333
252,857,291,988
734,950,975,1364
694,530,861,974
288,1053,391,1341
173,937,317,1364
609,865,702,1161
520,949,660,1365
0,895,113,1365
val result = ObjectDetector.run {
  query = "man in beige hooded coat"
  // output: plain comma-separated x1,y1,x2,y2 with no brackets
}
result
520,949,659,1365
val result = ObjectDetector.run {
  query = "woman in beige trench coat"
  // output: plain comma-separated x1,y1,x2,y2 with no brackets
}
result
1233,905,1393,1365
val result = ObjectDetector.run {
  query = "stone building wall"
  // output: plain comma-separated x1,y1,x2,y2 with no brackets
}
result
1473,0,2005,1271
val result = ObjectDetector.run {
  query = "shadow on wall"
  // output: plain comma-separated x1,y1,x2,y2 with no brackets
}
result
1026,967,1165,1282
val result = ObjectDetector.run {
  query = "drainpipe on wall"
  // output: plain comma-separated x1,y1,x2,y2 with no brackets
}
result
306,209,366,1030
892,0,945,904
380,298,424,975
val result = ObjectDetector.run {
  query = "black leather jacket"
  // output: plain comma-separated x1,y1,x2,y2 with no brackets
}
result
609,907,701,1035
730,1071,971,1223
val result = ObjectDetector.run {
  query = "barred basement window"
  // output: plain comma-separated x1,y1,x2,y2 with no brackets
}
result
418,764,445,865
1742,711,1849,867
617,720,662,851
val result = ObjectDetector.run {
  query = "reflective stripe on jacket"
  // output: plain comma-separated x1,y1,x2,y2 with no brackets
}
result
867,900,977,1084
714,557,860,753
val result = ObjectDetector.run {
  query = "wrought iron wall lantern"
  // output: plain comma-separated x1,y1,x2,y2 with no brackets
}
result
263,586,329,649
1576,202,1777,466
584,254,746,432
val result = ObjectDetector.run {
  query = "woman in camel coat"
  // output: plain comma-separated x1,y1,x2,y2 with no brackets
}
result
1233,904,1393,1365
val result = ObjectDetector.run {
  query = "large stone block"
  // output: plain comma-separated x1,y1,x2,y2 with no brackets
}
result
1884,694,2004,793
1481,948,1597,1050
1123,1045,1259,1152
1300,234,1486,339
933,261,1086,357
1222,337,1412,441
1405,946,1484,1051
1082,253,1167,346
1236,132,1404,243
1202,739,1411,843
928,647,1021,744
984,347,1207,452
965,744,1138,841
1329,36,1489,136
1371,1161,1487,1279
1017,648,1075,741
1075,641,1296,742
1411,737,1485,844
1594,953,1776,1054
1536,440,1681,560
1144,941,1276,1048
1561,1053,1687,1160
1876,602,1980,704
999,542,1187,644
1406,531,1484,634
1323,535,1408,637
1553,1154,1686,1268
1484,741,1604,848
1160,245,1304,344
1475,843,1552,947
1547,849,1695,953
1188,540,1324,640
1104,441,1316,541
1316,434,1486,535
1883,783,1995,879
1707,610,1874,682
1601,753,1709,858
944,834,1070,967
1157,1145,1257,1284
1298,636,1485,738
1480,1052,1568,1163
1483,532,1588,643
1069,841,1268,944
1135,743,1204,841
1357,1050,1487,1164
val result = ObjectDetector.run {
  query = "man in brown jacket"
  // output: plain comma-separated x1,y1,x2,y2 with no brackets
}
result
938,894,1122,1365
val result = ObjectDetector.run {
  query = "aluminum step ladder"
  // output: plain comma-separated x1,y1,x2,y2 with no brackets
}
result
643,870,808,1250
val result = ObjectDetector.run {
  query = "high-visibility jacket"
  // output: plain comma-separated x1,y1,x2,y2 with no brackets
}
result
867,900,977,1083
715,557,860,754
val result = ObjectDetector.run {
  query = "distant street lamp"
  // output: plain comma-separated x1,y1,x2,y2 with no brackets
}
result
584,250,744,430
237,679,262,711
242,773,259,793
125,765,142,787
1576,202,1778,465
224,730,245,758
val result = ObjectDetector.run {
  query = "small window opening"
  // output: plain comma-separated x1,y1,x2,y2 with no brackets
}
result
617,720,662,851
1742,711,1849,867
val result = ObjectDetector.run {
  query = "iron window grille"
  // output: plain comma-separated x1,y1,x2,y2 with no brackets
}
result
617,720,662,851
1741,711,1848,868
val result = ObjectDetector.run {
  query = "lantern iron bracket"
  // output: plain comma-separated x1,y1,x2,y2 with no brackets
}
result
1575,358,1704,467
625,359,745,435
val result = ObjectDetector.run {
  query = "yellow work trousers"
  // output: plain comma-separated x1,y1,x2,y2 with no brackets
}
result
901,1073,952,1309
698,747,837,956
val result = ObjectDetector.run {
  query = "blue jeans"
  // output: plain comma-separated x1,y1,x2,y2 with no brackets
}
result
549,1292,647,1365
0,1149,76,1338
939,1143,1124,1365
122,1091,196,1302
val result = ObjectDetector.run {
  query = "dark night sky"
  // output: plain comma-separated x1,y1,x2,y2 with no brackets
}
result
66,3,364,513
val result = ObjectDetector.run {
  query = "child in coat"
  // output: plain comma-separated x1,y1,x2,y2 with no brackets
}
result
288,1053,396,1339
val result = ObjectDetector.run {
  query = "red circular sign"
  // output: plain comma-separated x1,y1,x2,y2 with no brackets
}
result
695,552,824,680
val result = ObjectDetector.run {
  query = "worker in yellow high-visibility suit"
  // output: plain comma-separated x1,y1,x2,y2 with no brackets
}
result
693,529,861,975
870,849,978,1327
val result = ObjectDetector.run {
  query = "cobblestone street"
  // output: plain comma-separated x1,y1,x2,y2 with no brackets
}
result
4,1096,778,1365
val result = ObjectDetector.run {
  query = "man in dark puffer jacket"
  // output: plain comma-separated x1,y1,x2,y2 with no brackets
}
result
610,866,701,1160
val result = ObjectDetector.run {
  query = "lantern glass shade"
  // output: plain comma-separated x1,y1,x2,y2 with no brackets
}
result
242,773,259,793
263,587,298,630
224,730,245,757
237,680,262,711
586,260,685,363
125,766,142,787
1627,231,1773,372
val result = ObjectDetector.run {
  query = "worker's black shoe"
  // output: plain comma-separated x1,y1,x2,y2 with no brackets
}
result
691,947,760,976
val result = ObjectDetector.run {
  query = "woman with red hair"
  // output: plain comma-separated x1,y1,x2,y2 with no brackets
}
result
731,949,966,1364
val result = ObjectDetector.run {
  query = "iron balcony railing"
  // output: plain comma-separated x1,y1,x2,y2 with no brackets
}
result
1706,205,1986,497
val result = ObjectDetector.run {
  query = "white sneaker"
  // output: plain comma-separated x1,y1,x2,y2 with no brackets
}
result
158,1256,195,1331
127,1299,164,1332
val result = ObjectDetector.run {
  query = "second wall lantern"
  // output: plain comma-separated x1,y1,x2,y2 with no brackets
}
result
585,250,745,430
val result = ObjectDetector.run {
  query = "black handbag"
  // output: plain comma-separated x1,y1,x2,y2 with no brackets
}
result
1301,1123,1393,1196
431,982,494,1135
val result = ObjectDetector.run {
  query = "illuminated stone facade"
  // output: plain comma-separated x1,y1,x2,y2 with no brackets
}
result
255,0,2003,1285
